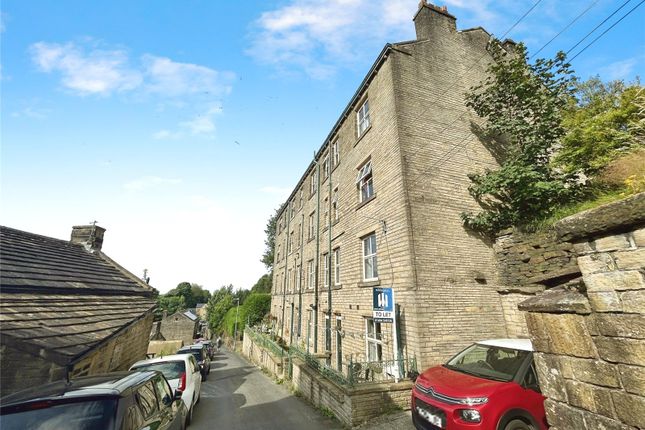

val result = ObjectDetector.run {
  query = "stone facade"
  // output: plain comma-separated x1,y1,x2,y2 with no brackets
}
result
270,1,508,375
159,311,199,345
520,193,645,430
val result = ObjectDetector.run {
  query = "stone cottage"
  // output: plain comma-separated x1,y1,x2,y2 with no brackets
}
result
159,310,200,346
0,224,157,396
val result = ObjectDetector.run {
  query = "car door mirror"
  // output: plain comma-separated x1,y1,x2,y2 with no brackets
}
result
162,394,173,407
173,390,183,401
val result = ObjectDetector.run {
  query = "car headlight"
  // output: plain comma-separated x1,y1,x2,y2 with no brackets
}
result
459,409,481,423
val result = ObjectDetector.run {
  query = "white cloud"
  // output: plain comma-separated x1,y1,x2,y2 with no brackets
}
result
152,129,181,140
30,42,142,96
11,106,50,119
153,104,223,139
599,57,640,81
124,176,181,192
29,41,235,99
142,55,235,97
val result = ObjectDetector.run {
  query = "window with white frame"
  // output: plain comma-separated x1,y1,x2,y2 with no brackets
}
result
357,98,371,136
322,253,330,288
308,212,315,239
332,187,339,222
323,196,329,229
365,318,382,361
332,139,340,167
299,189,304,208
356,160,374,203
307,259,315,289
323,153,330,179
362,233,378,281
333,248,340,286
288,231,294,254
310,172,317,195
287,268,292,292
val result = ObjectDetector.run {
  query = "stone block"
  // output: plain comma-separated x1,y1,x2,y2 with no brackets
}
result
588,291,623,313
544,398,585,429
533,353,567,402
595,337,645,366
542,313,596,358
584,413,635,430
585,270,645,293
611,391,645,428
594,313,645,339
633,228,645,247
524,312,550,353
618,364,645,396
564,357,620,388
574,241,594,255
620,290,645,314
613,249,645,270
578,253,617,276
593,234,633,252
565,380,615,417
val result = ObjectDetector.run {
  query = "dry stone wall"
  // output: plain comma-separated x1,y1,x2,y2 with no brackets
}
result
520,193,645,430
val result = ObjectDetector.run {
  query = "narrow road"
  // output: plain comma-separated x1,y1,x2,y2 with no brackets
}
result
190,347,343,430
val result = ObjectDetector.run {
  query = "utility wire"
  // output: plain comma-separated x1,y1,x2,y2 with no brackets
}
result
566,0,634,55
569,0,644,61
530,0,601,59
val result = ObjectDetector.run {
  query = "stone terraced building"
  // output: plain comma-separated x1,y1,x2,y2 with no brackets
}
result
270,2,516,373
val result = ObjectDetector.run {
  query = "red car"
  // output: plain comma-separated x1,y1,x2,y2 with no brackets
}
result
412,339,547,430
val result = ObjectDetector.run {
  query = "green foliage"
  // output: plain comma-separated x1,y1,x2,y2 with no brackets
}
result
261,206,281,271
251,274,272,294
155,295,186,320
555,77,644,176
166,282,211,309
207,287,234,334
461,43,580,234
242,293,271,327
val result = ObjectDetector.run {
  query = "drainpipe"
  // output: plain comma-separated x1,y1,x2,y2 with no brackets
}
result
298,213,305,341
314,159,321,353
326,161,333,365
280,204,291,342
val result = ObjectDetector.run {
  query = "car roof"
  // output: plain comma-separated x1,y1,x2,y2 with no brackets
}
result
477,339,533,351
178,344,203,350
1,370,159,407
130,354,192,368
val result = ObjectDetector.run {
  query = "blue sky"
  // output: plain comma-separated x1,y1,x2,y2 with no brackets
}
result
1,0,643,293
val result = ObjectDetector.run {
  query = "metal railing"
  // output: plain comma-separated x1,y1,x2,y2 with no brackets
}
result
245,327,417,387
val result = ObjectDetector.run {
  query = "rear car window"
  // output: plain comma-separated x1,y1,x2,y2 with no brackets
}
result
178,349,203,361
132,361,185,380
1,399,117,430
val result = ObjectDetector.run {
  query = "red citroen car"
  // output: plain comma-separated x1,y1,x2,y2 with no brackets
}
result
412,339,547,430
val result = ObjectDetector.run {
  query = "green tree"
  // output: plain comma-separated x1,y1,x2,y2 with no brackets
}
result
156,295,186,320
261,206,281,271
250,274,272,294
555,77,644,177
167,282,211,308
461,43,579,234
206,285,235,334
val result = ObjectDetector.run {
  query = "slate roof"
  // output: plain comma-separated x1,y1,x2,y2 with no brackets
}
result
0,226,157,366
183,310,198,321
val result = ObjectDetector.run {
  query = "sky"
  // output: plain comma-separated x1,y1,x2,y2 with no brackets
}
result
1,0,644,294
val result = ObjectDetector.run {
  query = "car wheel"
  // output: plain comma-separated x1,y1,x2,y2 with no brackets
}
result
504,419,534,430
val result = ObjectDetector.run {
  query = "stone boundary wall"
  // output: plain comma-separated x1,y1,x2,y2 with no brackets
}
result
494,228,579,288
520,193,645,430
242,329,413,428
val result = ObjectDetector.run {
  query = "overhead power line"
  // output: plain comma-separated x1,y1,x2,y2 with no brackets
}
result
566,0,634,56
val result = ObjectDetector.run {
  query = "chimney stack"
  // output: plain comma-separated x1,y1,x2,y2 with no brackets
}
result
413,1,457,41
71,224,106,252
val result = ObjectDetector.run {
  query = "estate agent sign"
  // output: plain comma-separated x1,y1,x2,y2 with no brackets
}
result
373,287,394,323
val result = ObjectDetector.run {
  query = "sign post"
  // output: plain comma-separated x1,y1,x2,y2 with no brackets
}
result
373,287,400,381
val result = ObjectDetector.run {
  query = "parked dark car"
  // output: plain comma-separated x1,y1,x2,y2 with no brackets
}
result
198,340,214,359
0,370,186,430
177,344,211,380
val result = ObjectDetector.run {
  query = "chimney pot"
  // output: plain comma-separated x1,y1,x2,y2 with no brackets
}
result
71,224,106,252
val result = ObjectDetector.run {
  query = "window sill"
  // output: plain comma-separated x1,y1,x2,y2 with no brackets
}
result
354,125,372,147
358,279,380,288
356,194,376,210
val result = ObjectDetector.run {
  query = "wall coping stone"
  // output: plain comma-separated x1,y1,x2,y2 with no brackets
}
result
554,193,645,242
519,286,591,314
496,285,545,295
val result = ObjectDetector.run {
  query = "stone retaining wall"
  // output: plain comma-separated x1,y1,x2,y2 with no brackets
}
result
520,193,645,430
242,329,413,428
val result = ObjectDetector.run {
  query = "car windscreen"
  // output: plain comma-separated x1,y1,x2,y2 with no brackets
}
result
444,343,529,382
131,361,185,380
177,349,203,361
0,398,117,430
